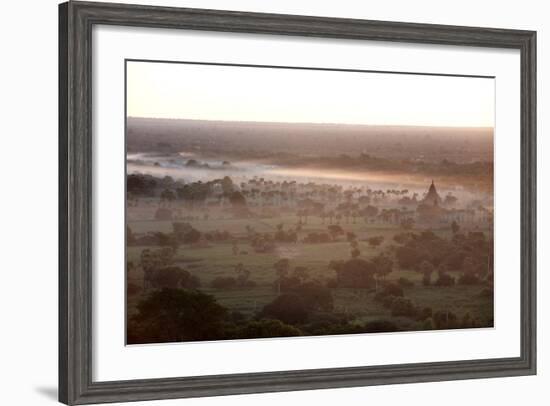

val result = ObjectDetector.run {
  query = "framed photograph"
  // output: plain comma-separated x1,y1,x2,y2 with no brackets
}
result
59,1,536,404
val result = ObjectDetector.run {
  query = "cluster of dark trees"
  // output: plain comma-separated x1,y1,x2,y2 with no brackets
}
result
327,253,392,290
134,247,201,292
210,264,257,289
374,282,429,320
127,173,247,212
393,230,493,286
249,234,276,253
127,278,489,345
127,223,234,248
144,266,201,291
300,225,383,248
128,289,228,343
138,247,175,274
371,280,487,330
246,225,300,254
172,222,203,243
127,287,402,344
127,173,166,197
273,224,298,243
271,261,333,311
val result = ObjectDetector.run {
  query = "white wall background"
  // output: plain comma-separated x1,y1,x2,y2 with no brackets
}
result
0,0,546,405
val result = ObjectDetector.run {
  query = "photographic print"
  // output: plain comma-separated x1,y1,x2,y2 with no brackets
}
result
125,60,495,344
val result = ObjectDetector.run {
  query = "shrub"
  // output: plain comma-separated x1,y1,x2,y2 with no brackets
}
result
363,319,400,333
395,246,424,269
152,232,179,248
302,313,353,335
432,310,459,329
145,266,201,290
330,258,377,288
293,281,334,312
421,318,435,330
390,297,417,317
181,272,201,288
461,313,480,328
367,236,384,247
238,319,303,338
374,283,404,303
393,233,411,244
183,228,201,244
261,294,310,324
381,294,397,308
327,225,344,240
172,222,202,243
458,273,481,285
229,311,246,323
416,307,433,321
435,273,455,286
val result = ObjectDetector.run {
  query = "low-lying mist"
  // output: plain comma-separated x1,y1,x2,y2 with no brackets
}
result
127,151,491,203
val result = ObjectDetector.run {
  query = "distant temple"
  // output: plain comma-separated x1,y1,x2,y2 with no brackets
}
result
422,180,442,206
417,180,445,223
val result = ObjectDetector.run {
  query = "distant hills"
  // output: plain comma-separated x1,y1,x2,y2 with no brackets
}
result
127,117,493,163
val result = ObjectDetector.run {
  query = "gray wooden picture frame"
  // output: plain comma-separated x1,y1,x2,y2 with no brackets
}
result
59,1,537,404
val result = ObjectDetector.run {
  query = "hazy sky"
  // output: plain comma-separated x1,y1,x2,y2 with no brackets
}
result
126,60,495,128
